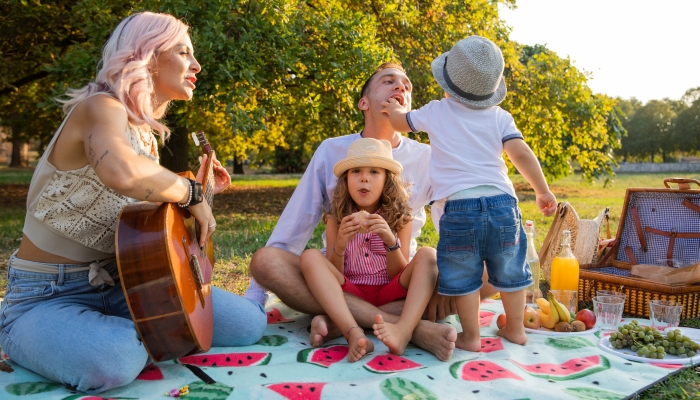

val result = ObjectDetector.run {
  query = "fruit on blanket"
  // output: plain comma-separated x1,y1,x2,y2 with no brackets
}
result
575,309,597,330
363,354,424,374
267,308,293,324
536,297,551,314
496,313,506,329
571,320,586,332
354,210,370,234
523,307,541,329
297,345,348,368
178,352,271,367
266,382,326,400
450,360,523,381
551,295,571,323
539,292,561,329
554,321,573,332
511,355,610,381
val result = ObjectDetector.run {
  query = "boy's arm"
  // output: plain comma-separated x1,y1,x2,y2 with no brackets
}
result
381,98,412,133
503,139,557,217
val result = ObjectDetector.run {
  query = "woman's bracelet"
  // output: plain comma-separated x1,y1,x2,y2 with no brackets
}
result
332,245,345,257
178,179,193,208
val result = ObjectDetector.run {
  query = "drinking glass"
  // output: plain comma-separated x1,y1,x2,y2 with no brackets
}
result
648,300,684,331
596,289,627,303
592,295,625,331
549,290,578,314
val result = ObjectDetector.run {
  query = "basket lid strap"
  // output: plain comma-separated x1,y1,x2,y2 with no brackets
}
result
625,246,638,265
631,206,648,252
683,198,700,213
645,226,700,239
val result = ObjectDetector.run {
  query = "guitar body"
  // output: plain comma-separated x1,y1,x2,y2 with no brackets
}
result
116,200,214,362
116,132,218,362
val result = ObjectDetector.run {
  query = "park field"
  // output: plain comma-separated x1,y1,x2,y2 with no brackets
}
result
0,168,698,398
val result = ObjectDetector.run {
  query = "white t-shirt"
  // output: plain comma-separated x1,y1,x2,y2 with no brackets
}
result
407,97,524,201
266,133,433,258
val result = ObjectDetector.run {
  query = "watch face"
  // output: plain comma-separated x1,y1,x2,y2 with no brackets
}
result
194,183,204,202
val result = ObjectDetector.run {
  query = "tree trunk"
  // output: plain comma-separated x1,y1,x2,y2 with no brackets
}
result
9,139,29,168
662,150,667,163
160,125,190,173
232,155,244,175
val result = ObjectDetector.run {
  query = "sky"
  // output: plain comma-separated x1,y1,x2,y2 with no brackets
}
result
498,0,700,103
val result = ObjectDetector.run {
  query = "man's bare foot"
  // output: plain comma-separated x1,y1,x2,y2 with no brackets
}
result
347,327,374,362
454,331,481,352
309,315,341,347
410,320,457,361
372,314,412,356
497,325,528,346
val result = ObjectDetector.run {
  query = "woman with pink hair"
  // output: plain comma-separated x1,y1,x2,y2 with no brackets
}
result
0,12,266,393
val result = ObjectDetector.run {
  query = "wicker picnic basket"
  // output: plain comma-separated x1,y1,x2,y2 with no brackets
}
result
578,178,700,319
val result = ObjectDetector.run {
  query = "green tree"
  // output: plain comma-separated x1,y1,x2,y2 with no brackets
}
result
673,95,700,153
624,100,676,162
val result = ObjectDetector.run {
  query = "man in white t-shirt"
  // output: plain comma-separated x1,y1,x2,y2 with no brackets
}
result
247,62,495,361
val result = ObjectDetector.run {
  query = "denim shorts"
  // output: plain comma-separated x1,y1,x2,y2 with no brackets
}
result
436,194,532,296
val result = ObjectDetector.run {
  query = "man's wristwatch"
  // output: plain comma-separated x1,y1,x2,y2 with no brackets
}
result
385,237,401,252
179,178,204,207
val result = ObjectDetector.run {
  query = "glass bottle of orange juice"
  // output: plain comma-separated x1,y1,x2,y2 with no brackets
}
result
550,230,579,291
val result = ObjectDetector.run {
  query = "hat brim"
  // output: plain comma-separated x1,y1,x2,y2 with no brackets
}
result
333,156,403,177
431,52,507,108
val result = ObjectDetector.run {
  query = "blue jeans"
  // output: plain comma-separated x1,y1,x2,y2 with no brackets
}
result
437,194,532,295
0,255,266,394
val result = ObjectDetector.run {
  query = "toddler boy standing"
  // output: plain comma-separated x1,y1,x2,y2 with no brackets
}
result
383,35,557,351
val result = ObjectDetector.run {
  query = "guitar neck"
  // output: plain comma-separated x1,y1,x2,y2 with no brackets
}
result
196,131,216,208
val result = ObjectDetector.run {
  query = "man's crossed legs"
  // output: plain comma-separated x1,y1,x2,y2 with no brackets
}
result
250,246,494,361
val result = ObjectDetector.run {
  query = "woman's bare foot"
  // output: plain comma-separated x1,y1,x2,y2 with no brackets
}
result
454,331,481,352
410,320,457,361
309,315,341,347
347,327,374,362
497,324,528,345
372,314,412,356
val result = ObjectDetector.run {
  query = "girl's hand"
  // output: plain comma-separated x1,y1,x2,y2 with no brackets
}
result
335,214,361,252
197,154,231,195
364,214,396,246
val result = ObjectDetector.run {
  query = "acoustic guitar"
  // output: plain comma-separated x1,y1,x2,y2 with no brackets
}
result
116,131,216,362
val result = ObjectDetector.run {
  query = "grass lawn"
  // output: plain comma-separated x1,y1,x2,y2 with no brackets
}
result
0,167,698,398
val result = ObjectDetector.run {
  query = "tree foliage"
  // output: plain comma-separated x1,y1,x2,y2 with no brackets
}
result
2,0,623,180
623,100,676,162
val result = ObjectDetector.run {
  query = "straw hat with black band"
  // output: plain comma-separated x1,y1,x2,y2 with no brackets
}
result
431,35,507,109
333,138,403,177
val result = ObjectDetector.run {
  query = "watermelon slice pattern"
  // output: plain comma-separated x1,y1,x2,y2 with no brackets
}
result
510,355,611,381
450,360,523,381
297,345,348,368
266,382,326,400
178,352,271,367
0,302,678,399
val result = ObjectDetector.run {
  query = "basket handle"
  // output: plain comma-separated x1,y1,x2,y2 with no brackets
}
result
663,178,700,190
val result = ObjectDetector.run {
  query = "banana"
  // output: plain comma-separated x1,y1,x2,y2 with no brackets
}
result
552,296,571,323
542,292,560,329
536,297,551,314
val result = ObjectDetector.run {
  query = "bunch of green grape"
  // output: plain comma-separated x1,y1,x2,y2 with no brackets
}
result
608,320,699,359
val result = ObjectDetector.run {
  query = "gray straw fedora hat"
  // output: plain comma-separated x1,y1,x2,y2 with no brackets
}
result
333,138,402,177
431,35,507,108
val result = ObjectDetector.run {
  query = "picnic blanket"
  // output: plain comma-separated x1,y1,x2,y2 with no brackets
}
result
0,298,686,400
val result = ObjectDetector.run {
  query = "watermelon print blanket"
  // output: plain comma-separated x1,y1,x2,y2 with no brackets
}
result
0,298,687,400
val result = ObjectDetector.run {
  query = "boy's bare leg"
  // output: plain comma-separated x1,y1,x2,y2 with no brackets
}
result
454,292,482,352
373,253,438,356
497,289,528,345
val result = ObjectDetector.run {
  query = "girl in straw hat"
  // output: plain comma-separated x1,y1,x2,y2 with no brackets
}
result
381,35,557,351
300,138,438,362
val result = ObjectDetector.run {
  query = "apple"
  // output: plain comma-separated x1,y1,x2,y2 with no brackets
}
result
575,309,596,330
496,313,506,329
523,306,541,329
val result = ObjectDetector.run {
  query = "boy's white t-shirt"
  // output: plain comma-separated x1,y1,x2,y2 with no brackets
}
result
407,97,524,201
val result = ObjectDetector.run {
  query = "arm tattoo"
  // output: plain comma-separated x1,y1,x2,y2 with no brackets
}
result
88,134,97,165
94,150,109,169
145,188,153,199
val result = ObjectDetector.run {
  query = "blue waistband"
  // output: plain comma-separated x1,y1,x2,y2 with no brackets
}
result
444,194,516,213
